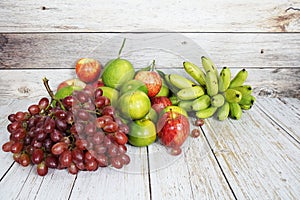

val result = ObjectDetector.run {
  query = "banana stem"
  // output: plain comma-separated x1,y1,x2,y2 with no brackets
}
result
42,77,66,111
118,38,126,58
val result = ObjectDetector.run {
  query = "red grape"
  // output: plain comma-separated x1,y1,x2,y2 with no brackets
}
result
31,148,44,164
37,161,48,176
51,142,68,155
19,153,31,167
59,150,72,167
38,97,50,110
2,141,14,152
28,104,40,115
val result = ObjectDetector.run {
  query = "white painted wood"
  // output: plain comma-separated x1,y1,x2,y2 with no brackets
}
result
69,146,151,200
148,118,235,199
203,103,300,199
256,97,300,141
1,33,299,69
0,68,298,101
0,0,299,32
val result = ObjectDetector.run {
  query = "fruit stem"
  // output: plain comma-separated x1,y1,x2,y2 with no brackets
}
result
150,60,156,72
118,38,126,58
42,77,66,111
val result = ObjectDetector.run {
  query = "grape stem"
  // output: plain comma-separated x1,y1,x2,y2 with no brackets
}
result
42,77,66,111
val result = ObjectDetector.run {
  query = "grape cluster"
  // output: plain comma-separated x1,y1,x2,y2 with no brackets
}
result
2,84,130,176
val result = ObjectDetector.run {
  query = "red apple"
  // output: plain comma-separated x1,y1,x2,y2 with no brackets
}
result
150,96,172,114
57,78,86,91
156,110,190,149
91,78,105,88
134,61,162,97
75,58,102,83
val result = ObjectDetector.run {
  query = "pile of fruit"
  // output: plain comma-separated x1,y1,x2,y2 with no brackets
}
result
1,39,255,176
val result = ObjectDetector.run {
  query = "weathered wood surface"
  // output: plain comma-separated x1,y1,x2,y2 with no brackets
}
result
0,0,299,32
0,0,299,199
1,33,299,69
0,69,299,200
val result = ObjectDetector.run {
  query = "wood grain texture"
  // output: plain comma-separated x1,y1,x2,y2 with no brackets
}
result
0,33,299,69
203,101,300,199
0,68,298,102
0,0,299,32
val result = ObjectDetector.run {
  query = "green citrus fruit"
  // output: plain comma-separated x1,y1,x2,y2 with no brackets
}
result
100,86,119,107
128,119,157,147
143,107,158,123
155,80,169,97
117,90,151,120
119,79,148,95
101,58,135,89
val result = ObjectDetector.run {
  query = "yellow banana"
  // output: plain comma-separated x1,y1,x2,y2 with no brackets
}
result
201,56,219,78
211,94,225,107
232,85,253,96
164,74,180,94
224,88,242,103
218,67,231,92
229,69,248,88
192,94,211,111
239,94,256,106
183,61,206,87
178,100,194,112
229,102,242,120
217,102,230,121
195,106,218,119
205,70,219,97
169,74,196,89
177,85,205,100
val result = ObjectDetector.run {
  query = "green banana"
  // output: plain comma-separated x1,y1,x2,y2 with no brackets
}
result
211,94,225,107
231,85,253,96
169,95,180,106
224,89,242,103
183,61,206,86
239,94,256,106
217,102,230,121
195,106,218,119
169,74,196,89
177,85,205,100
240,104,252,110
164,74,180,94
205,70,219,97
192,94,211,111
218,67,231,92
229,102,242,120
201,56,219,78
229,69,248,88
178,100,194,112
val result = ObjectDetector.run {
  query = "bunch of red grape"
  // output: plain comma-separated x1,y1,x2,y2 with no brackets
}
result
2,84,130,176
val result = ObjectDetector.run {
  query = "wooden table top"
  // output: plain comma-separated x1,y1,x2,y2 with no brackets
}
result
0,1,299,199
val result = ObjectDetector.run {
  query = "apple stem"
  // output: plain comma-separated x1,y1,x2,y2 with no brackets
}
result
42,77,66,111
118,38,126,58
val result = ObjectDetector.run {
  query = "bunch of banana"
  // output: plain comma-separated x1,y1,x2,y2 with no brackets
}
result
181,56,256,121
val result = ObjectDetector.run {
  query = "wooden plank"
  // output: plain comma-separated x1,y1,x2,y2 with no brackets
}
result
0,0,299,32
1,33,300,69
0,98,39,178
69,147,151,200
203,99,300,199
148,118,235,199
256,97,300,141
0,68,298,101
0,163,76,200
